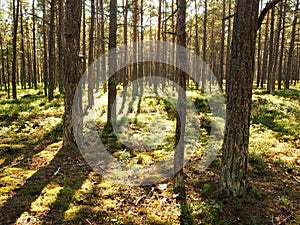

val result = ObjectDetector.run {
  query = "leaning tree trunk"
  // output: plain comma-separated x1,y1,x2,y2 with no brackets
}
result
220,0,259,197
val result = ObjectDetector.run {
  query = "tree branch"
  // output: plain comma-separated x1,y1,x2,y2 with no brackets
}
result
257,0,283,30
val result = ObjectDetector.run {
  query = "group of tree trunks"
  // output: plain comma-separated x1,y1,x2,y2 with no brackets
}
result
1,0,297,202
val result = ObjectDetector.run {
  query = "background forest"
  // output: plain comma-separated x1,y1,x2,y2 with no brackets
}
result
0,0,299,224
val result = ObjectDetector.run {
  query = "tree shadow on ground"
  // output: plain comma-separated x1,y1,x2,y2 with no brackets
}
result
187,159,300,225
0,146,92,224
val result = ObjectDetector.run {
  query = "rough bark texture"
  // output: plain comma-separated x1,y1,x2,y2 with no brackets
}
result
221,0,259,197
63,0,82,148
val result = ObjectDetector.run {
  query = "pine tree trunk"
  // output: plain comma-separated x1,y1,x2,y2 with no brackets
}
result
174,0,187,208
107,0,117,128
63,0,82,148
202,0,207,92
12,0,20,99
221,0,259,197
285,0,298,89
88,0,95,107
267,8,275,95
278,0,287,90
32,1,38,90
58,0,65,93
48,0,56,102
43,0,48,97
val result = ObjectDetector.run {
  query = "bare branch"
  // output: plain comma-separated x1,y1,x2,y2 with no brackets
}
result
258,0,283,30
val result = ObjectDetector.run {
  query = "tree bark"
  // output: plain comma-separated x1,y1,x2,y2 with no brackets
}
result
221,0,259,197
63,0,82,148
267,7,275,94
285,0,298,89
48,0,56,101
32,0,38,90
43,0,48,97
58,0,65,94
88,0,95,107
201,0,207,92
107,0,117,129
12,0,20,99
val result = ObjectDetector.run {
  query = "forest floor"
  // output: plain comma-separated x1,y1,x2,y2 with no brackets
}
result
0,84,299,225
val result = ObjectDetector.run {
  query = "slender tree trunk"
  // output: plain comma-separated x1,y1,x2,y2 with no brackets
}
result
278,0,287,90
63,0,82,148
154,0,162,94
99,0,106,93
0,35,7,91
202,0,207,92
12,0,20,99
132,0,138,96
6,45,10,99
260,12,270,88
48,0,56,101
285,0,298,89
88,0,95,107
122,0,128,99
256,0,263,88
267,7,275,94
174,0,190,224
225,0,232,91
32,1,37,89
194,0,200,89
139,0,144,94
219,0,226,91
221,0,259,197
20,0,26,90
82,0,87,89
58,0,65,93
107,0,117,128
43,0,48,97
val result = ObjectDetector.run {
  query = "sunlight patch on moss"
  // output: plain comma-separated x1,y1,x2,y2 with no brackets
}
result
30,182,63,213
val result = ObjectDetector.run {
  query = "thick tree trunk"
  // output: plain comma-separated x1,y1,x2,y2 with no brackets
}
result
221,0,259,197
63,0,82,148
